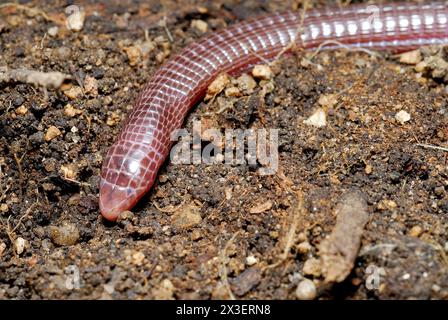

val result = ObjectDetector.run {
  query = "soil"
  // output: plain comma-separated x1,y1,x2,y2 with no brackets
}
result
1,0,448,300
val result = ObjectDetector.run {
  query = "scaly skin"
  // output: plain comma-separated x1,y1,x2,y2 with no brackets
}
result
100,2,448,221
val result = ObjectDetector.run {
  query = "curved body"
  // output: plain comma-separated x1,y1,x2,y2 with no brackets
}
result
100,2,448,221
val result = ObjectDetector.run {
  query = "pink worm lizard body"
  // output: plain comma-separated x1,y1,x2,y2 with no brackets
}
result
100,2,448,221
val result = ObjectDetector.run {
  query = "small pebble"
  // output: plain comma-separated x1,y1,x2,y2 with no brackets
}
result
15,105,28,115
246,255,258,266
224,87,241,97
190,229,203,241
66,7,85,32
398,49,422,65
236,74,257,91
206,73,229,99
191,19,208,33
408,225,423,238
50,222,80,246
171,204,202,229
14,237,28,255
432,284,441,292
64,86,83,100
395,110,411,123
302,258,322,277
0,203,9,213
303,108,326,128
116,210,134,223
132,251,145,266
252,65,273,80
84,75,98,97
152,279,175,300
47,26,59,37
64,104,82,117
297,241,312,254
44,126,62,141
434,186,445,197
296,279,317,300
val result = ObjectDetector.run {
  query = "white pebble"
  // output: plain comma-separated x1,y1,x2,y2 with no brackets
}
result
48,26,59,37
14,237,28,255
66,7,85,32
303,108,326,128
296,279,317,300
252,65,273,80
246,255,258,266
395,110,411,124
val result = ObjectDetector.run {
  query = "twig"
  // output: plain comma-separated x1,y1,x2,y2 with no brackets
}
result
0,2,53,22
158,16,173,43
264,191,304,270
0,66,71,89
271,0,310,64
219,231,240,300
416,143,448,152
309,39,382,61
9,146,26,199
4,199,39,255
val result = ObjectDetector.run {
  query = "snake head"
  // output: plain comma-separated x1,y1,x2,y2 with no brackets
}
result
99,141,159,221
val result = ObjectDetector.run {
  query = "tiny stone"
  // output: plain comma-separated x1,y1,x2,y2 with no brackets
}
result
84,75,98,97
224,87,241,97
64,104,82,117
132,251,145,266
408,225,423,238
206,73,229,99
44,126,62,141
252,65,273,80
302,258,322,277
432,284,441,292
246,255,258,266
297,241,312,254
434,186,445,196
237,74,257,91
395,110,411,123
297,232,307,242
15,237,28,255
50,222,80,246
0,203,9,213
152,279,175,300
66,8,85,31
303,108,326,127
15,105,28,115
191,19,208,33
296,279,317,300
399,49,422,65
47,26,59,37
64,86,83,100
171,204,202,229
116,210,134,223
191,229,203,241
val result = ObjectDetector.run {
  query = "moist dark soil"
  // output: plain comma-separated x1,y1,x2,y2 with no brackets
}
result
1,0,448,299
